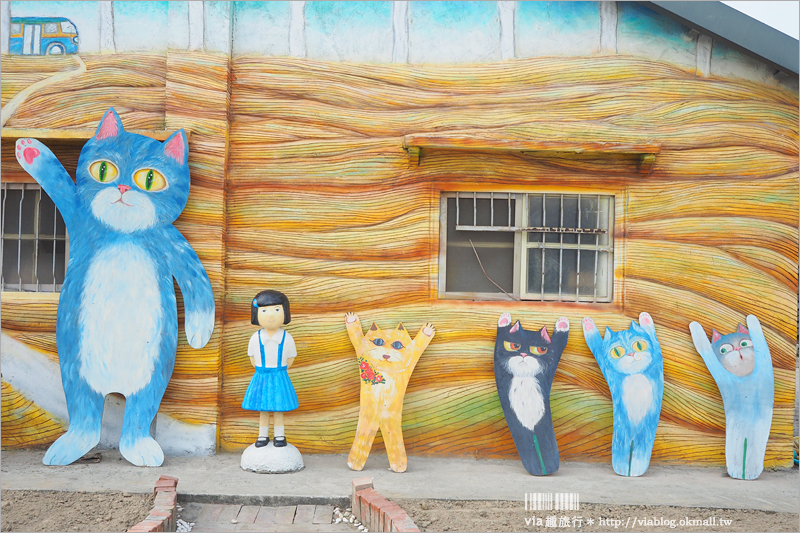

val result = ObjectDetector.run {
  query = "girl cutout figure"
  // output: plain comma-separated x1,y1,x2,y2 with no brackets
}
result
242,290,298,448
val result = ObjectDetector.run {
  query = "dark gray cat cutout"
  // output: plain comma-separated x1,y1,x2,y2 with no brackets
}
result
494,313,569,475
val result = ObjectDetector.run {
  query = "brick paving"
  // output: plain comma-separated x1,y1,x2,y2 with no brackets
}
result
183,502,356,532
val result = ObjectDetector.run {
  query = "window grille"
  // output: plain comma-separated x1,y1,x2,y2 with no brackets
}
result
442,192,614,302
1,183,68,292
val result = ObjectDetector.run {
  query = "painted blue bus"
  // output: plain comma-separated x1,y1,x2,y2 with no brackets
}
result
9,17,79,55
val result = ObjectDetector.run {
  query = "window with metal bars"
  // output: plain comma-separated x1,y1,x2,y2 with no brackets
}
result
440,191,614,302
1,183,68,292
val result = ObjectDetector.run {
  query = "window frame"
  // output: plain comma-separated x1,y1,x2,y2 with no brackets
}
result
438,189,620,303
1,182,70,293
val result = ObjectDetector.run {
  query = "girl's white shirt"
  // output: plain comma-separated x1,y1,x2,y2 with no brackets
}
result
248,328,297,368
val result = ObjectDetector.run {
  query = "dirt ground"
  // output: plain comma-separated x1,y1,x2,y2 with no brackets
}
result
397,499,800,533
0,490,154,532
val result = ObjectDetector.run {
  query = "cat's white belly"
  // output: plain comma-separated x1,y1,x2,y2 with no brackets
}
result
509,376,545,431
78,242,163,397
622,374,653,425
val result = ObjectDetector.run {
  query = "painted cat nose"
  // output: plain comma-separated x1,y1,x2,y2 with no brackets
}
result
520,353,528,357
382,354,391,360
118,184,131,194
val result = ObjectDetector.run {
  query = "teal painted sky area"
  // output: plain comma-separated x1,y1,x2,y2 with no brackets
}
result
114,1,168,23
618,2,694,49
305,1,392,61
306,1,392,33
517,1,599,33
233,2,291,55
410,1,498,31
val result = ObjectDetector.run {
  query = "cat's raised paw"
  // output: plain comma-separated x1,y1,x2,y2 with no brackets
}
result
498,313,512,328
185,308,214,349
555,317,570,332
639,312,653,326
345,312,360,324
422,323,435,337
582,317,595,331
15,138,45,167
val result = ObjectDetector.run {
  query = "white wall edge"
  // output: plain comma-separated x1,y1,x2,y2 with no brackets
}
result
392,1,409,63
498,1,515,60
289,1,306,58
599,1,618,54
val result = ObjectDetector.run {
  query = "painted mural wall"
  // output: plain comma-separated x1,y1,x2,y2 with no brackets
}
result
1,1,797,469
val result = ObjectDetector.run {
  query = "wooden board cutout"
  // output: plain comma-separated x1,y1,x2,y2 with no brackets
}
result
344,312,434,472
494,313,569,475
690,315,774,480
583,312,663,476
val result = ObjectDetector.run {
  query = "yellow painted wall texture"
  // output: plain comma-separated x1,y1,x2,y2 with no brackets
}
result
1,53,797,468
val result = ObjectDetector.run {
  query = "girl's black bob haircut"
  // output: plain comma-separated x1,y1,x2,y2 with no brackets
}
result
251,290,291,326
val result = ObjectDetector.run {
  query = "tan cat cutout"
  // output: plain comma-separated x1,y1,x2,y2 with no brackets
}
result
344,312,435,472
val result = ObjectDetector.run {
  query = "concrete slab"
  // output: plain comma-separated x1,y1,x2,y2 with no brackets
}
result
1,450,796,513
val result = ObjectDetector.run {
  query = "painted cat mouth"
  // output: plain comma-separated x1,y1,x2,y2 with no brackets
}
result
112,197,133,207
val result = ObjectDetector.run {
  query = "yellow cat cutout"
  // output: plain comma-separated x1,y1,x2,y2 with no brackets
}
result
344,312,435,472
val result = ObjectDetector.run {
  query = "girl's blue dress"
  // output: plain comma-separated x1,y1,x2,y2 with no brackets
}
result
241,330,299,412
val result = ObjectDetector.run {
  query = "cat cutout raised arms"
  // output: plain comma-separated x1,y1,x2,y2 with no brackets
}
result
15,109,215,467
344,312,435,472
689,316,774,480
495,314,569,475
582,313,663,477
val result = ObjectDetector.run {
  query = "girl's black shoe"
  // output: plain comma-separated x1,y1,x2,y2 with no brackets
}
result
274,436,287,448
255,436,269,448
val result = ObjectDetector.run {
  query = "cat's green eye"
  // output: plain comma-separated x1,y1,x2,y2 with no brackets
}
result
133,168,167,192
632,340,648,352
719,343,733,355
503,341,521,352
739,340,751,348
610,346,626,359
89,160,119,183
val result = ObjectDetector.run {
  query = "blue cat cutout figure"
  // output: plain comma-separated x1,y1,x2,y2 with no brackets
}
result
582,313,663,476
689,315,773,480
14,108,215,467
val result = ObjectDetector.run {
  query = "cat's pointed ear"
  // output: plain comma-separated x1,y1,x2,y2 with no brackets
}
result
396,323,406,332
539,326,551,343
369,322,379,332
737,323,749,334
603,327,614,341
509,320,521,334
711,329,722,343
163,129,188,165
95,108,123,140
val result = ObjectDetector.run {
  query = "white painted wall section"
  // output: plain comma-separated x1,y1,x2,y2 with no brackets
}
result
289,1,306,58
1,1,10,55
204,1,232,55
498,1,515,60
599,1,617,53
98,1,115,54
392,1,409,63
188,1,204,52
168,1,190,50
696,33,712,77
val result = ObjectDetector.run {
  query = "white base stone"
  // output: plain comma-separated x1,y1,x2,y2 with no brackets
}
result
240,441,304,474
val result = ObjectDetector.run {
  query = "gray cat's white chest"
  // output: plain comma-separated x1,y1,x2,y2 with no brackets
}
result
508,377,545,431
78,242,163,397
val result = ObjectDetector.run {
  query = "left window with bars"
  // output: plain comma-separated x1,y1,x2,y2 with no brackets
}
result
1,183,68,292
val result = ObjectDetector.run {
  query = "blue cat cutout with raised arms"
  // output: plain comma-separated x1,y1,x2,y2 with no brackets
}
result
689,315,773,480
14,108,214,467
582,312,663,476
